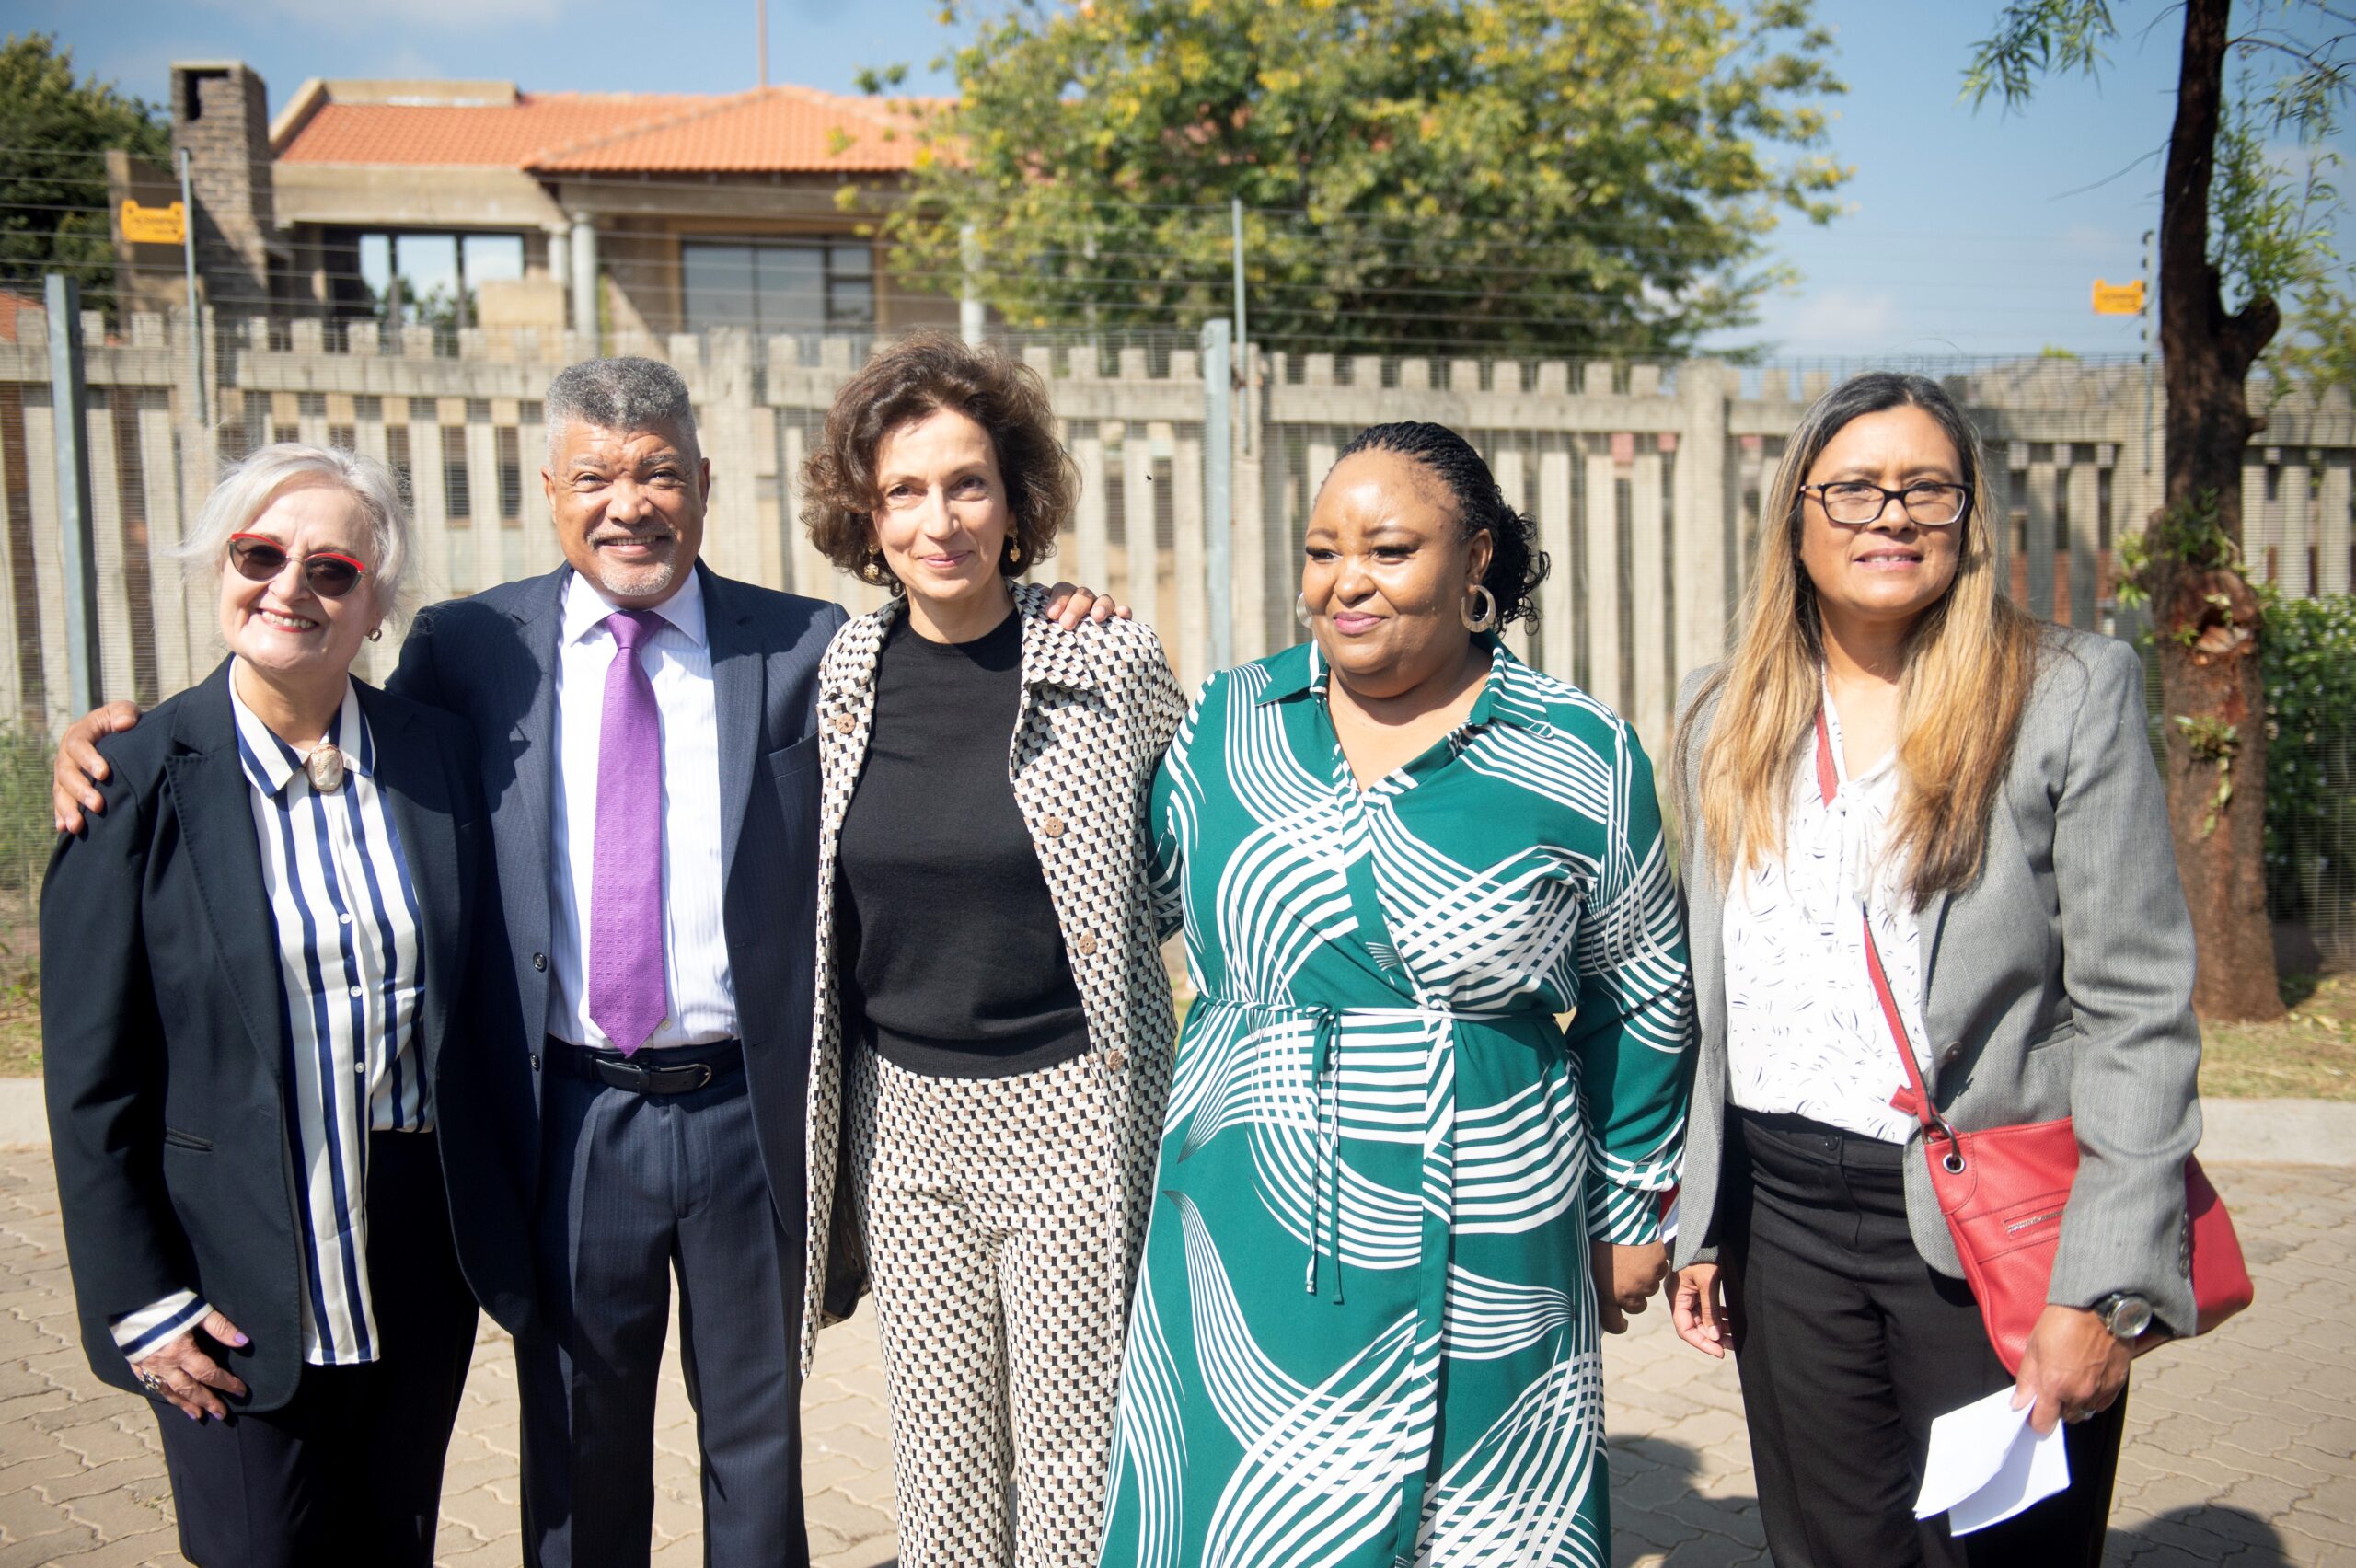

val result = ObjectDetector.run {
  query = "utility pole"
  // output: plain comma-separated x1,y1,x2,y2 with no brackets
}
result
46,275,102,715
178,148,206,431
960,224,985,345
1230,197,1251,455
571,213,599,347
2140,227,2155,481
1202,317,1234,671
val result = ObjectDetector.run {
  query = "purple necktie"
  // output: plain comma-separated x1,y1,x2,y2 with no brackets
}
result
589,609,669,1055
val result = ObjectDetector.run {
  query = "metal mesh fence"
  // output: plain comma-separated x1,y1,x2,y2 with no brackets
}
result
0,312,2350,980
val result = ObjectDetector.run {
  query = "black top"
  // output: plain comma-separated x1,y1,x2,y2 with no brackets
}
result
835,608,1091,1078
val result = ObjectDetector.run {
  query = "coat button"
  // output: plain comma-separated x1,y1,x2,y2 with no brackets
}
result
1939,1042,1963,1068
1041,815,1066,837
833,712,856,734
533,951,548,973
1104,1046,1127,1070
1075,932,1098,957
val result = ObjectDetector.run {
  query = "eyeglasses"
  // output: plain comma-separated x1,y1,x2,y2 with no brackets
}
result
227,534,369,598
1802,481,1971,527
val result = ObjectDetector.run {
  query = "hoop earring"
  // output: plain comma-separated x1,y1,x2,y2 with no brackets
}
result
1461,584,1499,633
366,626,384,642
1295,594,1311,629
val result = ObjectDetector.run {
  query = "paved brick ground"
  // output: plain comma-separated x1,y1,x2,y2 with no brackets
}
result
0,1148,2347,1566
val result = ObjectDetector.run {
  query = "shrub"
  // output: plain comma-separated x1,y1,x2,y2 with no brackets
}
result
0,723,53,902
2262,593,2356,955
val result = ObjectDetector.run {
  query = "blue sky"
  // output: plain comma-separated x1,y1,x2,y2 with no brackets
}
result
18,0,2352,361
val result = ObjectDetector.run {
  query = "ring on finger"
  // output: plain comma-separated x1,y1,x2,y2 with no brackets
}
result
136,1369,167,1397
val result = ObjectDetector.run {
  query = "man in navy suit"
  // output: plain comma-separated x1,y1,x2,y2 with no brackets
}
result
387,358,835,1566
54,357,1116,1567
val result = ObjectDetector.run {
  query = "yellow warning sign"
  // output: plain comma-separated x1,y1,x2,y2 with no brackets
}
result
120,199,186,246
2092,278,2145,316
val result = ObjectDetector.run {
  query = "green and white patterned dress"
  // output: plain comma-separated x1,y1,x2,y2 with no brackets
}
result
1097,636,1693,1568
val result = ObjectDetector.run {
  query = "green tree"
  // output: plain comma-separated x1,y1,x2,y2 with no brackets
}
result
1967,0,2351,1021
867,0,1849,356
2271,272,2356,398
0,33,170,307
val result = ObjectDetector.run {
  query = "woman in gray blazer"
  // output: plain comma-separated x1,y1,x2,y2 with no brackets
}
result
1663,372,2202,1568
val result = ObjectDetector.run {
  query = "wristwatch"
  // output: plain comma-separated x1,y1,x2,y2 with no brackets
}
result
2094,1292,2154,1342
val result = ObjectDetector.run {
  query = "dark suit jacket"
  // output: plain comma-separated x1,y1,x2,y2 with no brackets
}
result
386,561,844,1238
41,659,539,1412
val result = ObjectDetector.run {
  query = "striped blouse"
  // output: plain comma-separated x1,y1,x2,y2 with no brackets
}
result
113,671,429,1366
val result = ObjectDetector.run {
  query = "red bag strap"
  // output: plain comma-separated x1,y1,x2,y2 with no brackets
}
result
1814,708,1958,1154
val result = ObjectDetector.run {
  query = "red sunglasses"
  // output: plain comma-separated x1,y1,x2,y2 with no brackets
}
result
228,534,369,599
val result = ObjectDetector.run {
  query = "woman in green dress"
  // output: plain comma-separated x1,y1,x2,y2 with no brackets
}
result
1098,422,1694,1568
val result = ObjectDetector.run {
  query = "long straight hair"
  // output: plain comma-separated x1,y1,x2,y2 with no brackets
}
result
1681,373,2041,903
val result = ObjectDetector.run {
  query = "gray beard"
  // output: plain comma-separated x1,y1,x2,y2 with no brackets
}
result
589,556,680,602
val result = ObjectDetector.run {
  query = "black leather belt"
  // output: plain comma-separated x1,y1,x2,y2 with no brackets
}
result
544,1038,743,1096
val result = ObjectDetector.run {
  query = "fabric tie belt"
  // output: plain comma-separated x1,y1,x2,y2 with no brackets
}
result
1196,997,1558,1299
544,1036,743,1096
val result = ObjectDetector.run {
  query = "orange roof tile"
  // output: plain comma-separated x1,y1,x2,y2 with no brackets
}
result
0,291,42,345
273,86,930,175
278,94,706,166
526,86,929,174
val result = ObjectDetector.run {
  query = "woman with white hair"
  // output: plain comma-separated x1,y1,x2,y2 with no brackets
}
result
41,444,538,1568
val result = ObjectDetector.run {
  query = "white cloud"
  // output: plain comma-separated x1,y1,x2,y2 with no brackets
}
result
1754,286,1907,355
2060,224,2131,259
372,42,455,78
194,0,560,30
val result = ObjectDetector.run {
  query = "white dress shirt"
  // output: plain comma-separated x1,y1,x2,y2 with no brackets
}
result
546,569,738,1050
1722,689,1934,1144
118,673,427,1366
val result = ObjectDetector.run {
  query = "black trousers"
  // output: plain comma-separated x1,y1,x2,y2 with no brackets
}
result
518,1040,807,1568
153,1132,479,1568
1721,1109,2127,1568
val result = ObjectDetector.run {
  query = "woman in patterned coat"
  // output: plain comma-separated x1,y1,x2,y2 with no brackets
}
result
1097,422,1695,1568
792,334,1186,1568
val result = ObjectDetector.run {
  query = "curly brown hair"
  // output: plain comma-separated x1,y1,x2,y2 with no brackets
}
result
799,333,1077,587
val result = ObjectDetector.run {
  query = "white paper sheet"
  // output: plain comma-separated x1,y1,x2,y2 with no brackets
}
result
1914,1386,2072,1535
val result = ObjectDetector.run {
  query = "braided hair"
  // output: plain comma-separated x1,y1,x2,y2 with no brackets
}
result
1328,422,1549,627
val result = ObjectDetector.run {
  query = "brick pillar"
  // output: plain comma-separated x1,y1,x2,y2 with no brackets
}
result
169,63,275,320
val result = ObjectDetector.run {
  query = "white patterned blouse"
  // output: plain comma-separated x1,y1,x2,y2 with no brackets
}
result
1722,688,1935,1143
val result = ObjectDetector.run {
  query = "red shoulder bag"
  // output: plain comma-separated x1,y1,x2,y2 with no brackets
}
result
1814,709,2252,1374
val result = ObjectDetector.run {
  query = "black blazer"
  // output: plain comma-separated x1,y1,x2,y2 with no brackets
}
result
40,659,539,1413
387,562,844,1239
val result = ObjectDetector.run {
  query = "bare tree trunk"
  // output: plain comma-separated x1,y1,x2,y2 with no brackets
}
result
2154,0,2282,1021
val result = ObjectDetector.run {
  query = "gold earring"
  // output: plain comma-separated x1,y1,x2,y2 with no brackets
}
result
1461,584,1499,633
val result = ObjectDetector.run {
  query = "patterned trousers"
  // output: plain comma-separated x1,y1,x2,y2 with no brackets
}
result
845,1045,1129,1568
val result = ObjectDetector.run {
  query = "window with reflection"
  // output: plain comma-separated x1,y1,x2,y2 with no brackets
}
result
682,240,876,333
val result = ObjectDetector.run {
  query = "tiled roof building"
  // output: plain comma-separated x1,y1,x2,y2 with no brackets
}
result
119,66,953,339
273,85,930,176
